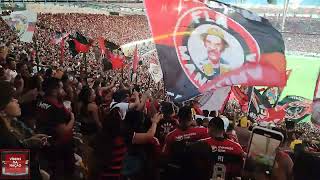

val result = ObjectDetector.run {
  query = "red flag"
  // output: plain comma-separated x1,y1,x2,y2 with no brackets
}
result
74,39,90,53
110,53,125,69
232,86,249,107
98,37,106,55
132,45,139,72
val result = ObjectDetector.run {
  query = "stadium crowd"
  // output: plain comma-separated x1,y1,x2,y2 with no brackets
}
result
0,12,319,180
267,16,320,54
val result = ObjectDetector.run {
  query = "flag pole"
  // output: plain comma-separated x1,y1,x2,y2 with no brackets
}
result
121,64,124,81
34,41,40,73
281,0,290,31
59,40,65,65
272,88,284,108
84,53,88,84
163,82,167,100
135,71,139,85
247,87,255,115
147,75,151,89
273,70,291,108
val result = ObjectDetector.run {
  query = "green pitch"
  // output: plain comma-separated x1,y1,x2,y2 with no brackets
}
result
279,55,320,122
280,55,320,100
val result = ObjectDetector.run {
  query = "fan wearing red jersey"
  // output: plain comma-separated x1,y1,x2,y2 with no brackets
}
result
162,105,209,157
200,117,245,180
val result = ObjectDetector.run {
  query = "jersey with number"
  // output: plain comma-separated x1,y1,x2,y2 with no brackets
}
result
200,137,244,179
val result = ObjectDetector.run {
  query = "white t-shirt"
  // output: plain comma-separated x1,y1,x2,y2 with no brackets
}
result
5,69,17,82
110,102,129,120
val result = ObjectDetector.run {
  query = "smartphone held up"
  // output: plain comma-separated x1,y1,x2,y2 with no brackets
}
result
244,126,284,176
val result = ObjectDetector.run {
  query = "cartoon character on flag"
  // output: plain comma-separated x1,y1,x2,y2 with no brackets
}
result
200,28,230,76
145,0,287,101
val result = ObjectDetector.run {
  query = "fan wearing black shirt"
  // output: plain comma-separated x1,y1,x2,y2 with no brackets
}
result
36,77,75,180
156,102,178,146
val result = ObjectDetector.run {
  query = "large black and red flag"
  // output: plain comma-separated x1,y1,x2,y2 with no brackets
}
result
68,32,92,57
144,0,287,101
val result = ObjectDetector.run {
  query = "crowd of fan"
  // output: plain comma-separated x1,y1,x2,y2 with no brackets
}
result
0,12,320,180
267,16,320,54
1,13,320,67
0,63,318,180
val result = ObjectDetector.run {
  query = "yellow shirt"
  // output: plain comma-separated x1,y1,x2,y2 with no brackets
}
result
240,117,249,128
290,139,302,150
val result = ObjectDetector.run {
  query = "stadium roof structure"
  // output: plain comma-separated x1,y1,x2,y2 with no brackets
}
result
0,1,145,15
1,1,319,17
85,2,145,14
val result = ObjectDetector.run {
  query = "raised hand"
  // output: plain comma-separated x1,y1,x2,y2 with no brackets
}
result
151,112,163,124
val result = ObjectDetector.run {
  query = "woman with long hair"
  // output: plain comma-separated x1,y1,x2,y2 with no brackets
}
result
78,86,102,136
0,81,48,179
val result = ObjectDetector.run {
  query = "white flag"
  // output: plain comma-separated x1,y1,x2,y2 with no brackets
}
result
198,87,231,112
149,63,163,83
2,11,37,43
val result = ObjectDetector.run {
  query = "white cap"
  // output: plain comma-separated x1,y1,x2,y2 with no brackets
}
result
220,115,230,132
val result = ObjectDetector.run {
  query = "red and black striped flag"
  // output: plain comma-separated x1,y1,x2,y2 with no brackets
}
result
144,0,287,101
68,32,92,57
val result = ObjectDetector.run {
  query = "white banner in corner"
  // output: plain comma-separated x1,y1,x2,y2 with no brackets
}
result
2,11,37,43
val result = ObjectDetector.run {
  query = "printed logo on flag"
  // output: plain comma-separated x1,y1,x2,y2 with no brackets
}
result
173,7,260,91
0,149,30,179
282,100,311,121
